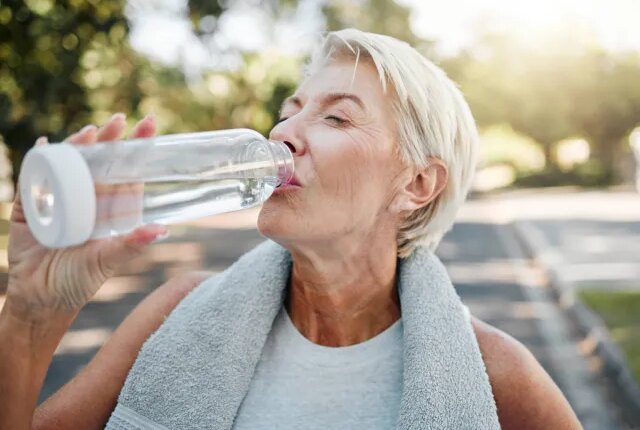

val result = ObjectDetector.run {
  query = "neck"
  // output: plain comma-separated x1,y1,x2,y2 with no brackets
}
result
285,237,401,347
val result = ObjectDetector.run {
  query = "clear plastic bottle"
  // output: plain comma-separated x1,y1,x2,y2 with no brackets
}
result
19,128,294,248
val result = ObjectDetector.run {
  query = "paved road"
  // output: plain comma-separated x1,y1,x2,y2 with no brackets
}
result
521,219,640,289
37,216,626,428
474,188,640,291
441,221,624,429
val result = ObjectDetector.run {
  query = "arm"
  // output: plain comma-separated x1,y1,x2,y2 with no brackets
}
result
32,271,211,430
0,302,76,430
0,114,166,430
472,317,583,430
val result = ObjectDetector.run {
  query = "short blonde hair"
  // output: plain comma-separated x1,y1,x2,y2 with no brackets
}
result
306,29,479,257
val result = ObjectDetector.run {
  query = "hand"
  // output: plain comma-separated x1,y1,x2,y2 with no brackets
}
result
5,113,168,321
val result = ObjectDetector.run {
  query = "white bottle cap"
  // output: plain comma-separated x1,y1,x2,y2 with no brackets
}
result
19,143,96,248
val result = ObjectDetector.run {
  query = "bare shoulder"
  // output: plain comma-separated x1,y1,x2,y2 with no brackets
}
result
470,316,582,430
33,271,213,430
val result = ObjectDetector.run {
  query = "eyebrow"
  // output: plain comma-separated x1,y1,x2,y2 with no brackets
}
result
323,92,366,111
280,92,367,114
280,95,302,112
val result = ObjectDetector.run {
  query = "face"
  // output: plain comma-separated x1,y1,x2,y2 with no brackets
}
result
258,60,410,250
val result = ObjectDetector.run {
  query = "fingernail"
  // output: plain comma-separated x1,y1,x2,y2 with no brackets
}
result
80,124,97,134
35,136,49,146
110,112,126,122
143,113,156,122
148,224,169,242
154,230,170,242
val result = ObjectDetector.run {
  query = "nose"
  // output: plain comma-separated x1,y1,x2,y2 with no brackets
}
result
269,118,306,156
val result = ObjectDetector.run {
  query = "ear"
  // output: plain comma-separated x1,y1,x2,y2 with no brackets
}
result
390,157,448,214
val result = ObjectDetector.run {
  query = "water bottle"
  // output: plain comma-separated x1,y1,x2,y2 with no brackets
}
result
19,128,294,248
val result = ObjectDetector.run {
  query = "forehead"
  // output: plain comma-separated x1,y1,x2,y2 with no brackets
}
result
291,60,390,113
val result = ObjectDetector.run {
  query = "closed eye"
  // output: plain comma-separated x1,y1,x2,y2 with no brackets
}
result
325,115,347,125
276,117,288,124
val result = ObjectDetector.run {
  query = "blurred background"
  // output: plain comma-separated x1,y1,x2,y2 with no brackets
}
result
0,0,639,429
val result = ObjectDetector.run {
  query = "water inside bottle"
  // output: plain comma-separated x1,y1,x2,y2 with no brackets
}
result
91,176,277,239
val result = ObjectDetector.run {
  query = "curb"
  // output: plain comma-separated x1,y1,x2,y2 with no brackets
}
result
512,220,640,424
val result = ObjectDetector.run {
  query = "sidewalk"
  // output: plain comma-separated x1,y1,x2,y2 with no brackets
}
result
500,188,640,429
463,187,640,429
455,192,625,429
516,217,640,429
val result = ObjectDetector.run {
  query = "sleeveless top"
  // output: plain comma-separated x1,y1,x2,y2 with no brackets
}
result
233,305,471,429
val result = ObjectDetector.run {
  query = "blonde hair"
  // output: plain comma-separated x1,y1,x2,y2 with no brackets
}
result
306,29,479,257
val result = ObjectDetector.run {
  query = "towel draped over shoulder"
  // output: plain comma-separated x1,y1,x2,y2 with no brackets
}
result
106,240,500,430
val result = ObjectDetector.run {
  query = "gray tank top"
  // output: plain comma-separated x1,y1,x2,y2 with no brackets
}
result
232,307,404,429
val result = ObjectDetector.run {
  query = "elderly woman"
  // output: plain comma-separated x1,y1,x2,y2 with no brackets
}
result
1,30,581,429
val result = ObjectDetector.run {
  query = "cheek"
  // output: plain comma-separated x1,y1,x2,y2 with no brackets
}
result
314,138,394,209
315,141,367,199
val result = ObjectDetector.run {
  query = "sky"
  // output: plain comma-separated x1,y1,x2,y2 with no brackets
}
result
126,0,640,72
126,0,325,75
401,0,640,55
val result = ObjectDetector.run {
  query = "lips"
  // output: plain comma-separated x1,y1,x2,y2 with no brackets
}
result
280,175,302,188
274,175,302,192
288,175,302,187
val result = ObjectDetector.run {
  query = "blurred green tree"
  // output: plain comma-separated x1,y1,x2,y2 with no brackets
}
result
3,0,638,191
446,30,640,184
0,0,428,188
135,51,301,137
0,0,136,184
323,0,430,49
0,0,305,186
140,0,426,136
567,49,640,182
445,32,575,171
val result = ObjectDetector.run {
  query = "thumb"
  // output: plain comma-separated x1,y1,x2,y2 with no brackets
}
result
96,224,169,279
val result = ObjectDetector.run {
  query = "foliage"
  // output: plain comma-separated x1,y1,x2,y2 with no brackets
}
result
513,162,611,188
323,0,423,47
0,0,136,182
479,124,545,173
1,0,640,190
0,0,300,184
566,49,640,182
134,52,301,137
445,30,640,185
579,289,640,385
445,32,577,170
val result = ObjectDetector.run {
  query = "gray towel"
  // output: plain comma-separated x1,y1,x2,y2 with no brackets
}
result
106,240,500,429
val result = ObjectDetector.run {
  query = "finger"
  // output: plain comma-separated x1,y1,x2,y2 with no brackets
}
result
96,113,127,143
130,114,156,139
125,224,170,246
66,125,98,145
12,137,49,223
95,224,169,278
108,113,152,234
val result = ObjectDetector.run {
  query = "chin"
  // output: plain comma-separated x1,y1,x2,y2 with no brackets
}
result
257,203,295,242
258,200,319,249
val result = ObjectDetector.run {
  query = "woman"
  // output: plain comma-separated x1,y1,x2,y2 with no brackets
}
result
0,29,581,429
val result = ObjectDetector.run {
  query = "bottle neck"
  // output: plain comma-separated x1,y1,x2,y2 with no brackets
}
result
268,140,294,186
